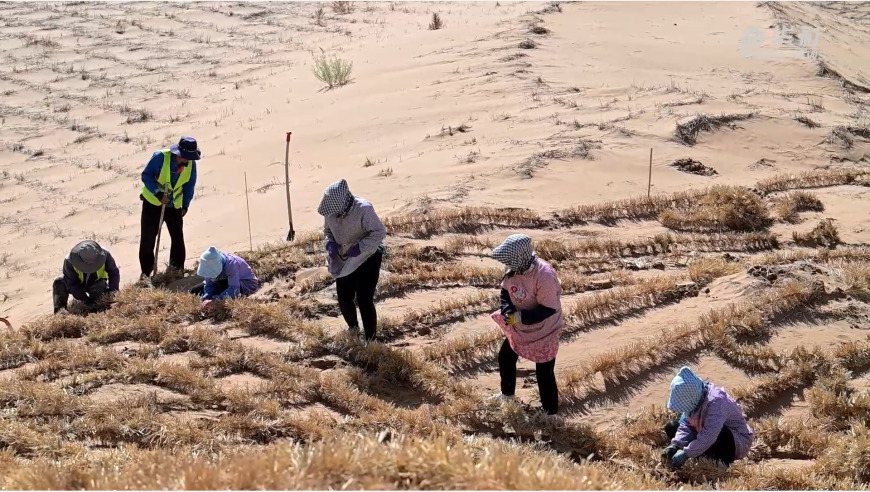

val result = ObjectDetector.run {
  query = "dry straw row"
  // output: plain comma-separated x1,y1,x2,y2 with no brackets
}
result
754,167,870,194
559,281,816,398
445,231,779,260
383,206,545,237
0,428,675,490
377,168,866,234
419,272,706,371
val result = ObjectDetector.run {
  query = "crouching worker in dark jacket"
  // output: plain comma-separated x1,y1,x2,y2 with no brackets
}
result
662,366,755,469
53,240,120,314
191,246,260,315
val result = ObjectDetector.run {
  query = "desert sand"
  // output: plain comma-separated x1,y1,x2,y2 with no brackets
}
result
0,1,868,489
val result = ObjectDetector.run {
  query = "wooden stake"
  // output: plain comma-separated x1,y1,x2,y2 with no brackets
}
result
647,148,653,198
244,172,253,252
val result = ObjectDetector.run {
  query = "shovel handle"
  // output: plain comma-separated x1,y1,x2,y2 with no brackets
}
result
284,131,295,242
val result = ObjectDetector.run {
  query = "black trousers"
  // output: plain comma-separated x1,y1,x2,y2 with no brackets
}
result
335,248,383,340
52,277,108,313
665,419,736,465
139,197,185,276
498,339,559,415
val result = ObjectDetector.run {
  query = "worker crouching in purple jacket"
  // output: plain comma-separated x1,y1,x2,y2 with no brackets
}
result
192,246,260,315
662,366,755,469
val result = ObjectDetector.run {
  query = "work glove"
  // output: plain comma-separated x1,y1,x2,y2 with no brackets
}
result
326,241,340,258
155,191,169,205
181,208,188,218
347,244,361,258
669,450,689,469
505,311,522,326
661,445,678,460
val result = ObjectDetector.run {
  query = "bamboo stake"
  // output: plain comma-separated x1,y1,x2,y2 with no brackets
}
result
244,172,253,251
647,148,653,198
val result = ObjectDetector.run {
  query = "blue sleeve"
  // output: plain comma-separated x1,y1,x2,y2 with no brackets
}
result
141,152,164,196
182,162,197,210
215,283,241,300
202,279,220,300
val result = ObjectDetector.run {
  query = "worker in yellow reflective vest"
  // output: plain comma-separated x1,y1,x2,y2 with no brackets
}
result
53,240,120,314
138,136,201,279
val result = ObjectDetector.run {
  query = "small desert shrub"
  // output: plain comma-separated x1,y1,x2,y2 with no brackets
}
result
331,1,353,14
793,219,840,248
518,39,537,49
659,185,771,232
312,54,353,89
428,12,443,30
675,112,755,146
795,115,820,128
529,24,549,35
313,6,326,26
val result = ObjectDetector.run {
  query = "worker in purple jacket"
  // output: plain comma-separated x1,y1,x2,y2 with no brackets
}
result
192,246,260,314
662,366,755,469
318,178,386,342
52,240,120,314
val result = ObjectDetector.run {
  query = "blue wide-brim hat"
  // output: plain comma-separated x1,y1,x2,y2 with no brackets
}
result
170,136,202,161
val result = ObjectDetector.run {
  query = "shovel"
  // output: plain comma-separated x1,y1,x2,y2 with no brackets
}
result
284,131,296,242
152,183,170,277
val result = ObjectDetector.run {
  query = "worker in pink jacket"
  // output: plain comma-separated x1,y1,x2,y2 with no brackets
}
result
490,234,563,416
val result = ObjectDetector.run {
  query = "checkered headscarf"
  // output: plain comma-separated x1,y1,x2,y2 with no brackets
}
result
318,179,353,217
667,366,706,414
492,234,536,272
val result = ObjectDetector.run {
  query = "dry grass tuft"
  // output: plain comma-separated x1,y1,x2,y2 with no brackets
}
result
772,191,825,223
688,257,741,285
428,12,443,30
675,112,755,145
331,1,354,14
830,260,870,293
793,219,840,248
795,115,820,128
825,125,870,149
